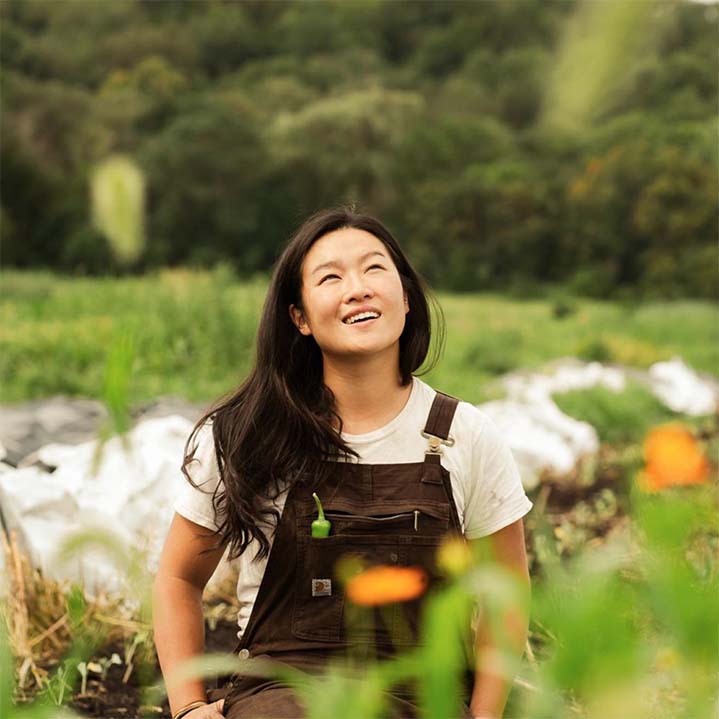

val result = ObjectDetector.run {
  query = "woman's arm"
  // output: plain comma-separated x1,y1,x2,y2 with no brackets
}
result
468,518,531,719
152,513,228,716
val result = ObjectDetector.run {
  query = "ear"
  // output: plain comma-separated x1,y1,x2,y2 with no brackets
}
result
403,290,409,314
289,304,312,336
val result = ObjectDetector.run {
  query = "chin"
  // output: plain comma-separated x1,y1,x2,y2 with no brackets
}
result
349,337,402,356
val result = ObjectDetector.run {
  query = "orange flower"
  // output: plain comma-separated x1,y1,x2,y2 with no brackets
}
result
638,424,711,492
345,565,428,606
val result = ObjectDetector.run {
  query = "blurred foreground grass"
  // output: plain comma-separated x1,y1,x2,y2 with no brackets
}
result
2,269,716,410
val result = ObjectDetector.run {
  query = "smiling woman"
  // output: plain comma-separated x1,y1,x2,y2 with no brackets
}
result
152,207,532,719
288,227,412,432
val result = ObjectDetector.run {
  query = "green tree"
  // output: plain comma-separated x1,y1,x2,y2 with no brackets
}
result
193,3,264,78
142,98,270,270
563,132,716,298
400,159,551,291
267,86,424,216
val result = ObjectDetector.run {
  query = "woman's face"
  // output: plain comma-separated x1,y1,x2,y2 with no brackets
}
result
289,227,409,360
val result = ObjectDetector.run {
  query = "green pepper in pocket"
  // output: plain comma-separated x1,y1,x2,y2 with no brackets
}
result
311,492,331,538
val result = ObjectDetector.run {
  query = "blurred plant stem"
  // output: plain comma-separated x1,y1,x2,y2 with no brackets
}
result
92,324,136,475
91,155,145,266
542,0,661,132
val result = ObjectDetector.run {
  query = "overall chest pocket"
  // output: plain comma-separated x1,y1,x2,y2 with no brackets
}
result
291,502,451,645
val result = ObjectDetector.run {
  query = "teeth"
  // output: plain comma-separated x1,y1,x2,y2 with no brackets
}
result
344,311,380,324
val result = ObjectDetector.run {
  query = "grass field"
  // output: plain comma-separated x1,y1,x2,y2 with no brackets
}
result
2,268,717,409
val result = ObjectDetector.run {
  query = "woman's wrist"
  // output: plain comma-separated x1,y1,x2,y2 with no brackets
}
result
172,699,208,719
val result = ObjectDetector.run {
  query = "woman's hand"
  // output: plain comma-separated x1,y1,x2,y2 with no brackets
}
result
181,698,225,718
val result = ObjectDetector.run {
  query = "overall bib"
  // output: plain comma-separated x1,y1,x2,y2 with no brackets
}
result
208,391,473,718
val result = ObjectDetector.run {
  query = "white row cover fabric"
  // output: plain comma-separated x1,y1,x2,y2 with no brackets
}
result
0,415,198,599
648,358,718,415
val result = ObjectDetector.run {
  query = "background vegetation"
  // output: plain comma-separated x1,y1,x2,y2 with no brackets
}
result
1,1,717,717
2,0,717,298
2,268,717,408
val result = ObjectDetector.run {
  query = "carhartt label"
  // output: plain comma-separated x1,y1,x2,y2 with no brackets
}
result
312,578,332,597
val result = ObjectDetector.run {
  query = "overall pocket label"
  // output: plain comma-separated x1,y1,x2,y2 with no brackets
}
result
311,578,332,597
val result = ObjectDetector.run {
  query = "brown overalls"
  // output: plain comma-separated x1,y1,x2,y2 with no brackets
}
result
207,391,473,718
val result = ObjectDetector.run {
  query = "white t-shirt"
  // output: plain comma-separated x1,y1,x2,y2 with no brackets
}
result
174,376,532,639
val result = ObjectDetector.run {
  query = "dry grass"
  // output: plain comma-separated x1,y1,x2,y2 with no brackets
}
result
2,528,69,694
1,527,242,706
1,529,152,701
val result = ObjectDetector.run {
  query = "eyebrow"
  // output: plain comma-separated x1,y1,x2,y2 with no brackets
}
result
311,250,387,276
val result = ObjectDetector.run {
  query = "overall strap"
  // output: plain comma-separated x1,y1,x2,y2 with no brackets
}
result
423,391,459,442
421,391,459,484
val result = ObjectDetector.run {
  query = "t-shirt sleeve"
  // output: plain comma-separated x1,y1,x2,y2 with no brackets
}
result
173,422,224,532
463,412,533,539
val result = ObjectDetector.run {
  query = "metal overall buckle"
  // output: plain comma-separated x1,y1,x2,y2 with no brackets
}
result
421,430,455,455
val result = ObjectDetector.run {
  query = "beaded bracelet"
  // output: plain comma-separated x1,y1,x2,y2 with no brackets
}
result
172,699,208,719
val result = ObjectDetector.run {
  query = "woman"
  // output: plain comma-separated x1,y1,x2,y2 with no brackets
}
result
153,207,532,719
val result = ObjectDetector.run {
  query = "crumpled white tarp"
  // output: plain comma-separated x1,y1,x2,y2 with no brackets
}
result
0,357,715,596
648,357,718,415
478,398,599,491
478,359,628,490
0,415,197,598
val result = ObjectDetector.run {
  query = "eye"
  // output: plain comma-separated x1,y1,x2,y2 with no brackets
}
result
367,264,385,271
319,273,339,284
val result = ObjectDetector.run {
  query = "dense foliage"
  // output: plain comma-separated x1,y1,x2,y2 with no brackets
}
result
1,0,716,298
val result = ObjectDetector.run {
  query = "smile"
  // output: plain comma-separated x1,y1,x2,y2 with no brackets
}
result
343,312,381,326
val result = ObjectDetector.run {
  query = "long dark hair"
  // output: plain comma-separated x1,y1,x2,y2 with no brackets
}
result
182,207,446,560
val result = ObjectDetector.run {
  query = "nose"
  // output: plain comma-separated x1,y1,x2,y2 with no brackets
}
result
343,271,374,303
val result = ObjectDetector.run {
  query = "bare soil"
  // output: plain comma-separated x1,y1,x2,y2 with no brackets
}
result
39,620,239,719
